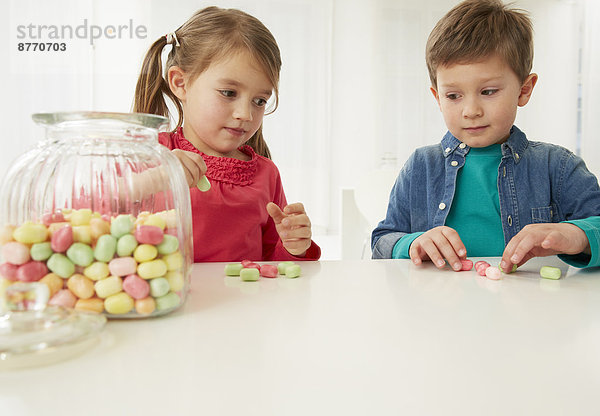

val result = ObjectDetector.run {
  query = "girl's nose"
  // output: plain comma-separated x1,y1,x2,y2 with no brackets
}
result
233,101,253,121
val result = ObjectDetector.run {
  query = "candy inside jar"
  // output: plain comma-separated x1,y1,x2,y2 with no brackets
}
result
0,112,193,318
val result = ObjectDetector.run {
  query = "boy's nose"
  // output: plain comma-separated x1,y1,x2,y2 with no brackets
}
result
233,101,253,121
462,97,483,118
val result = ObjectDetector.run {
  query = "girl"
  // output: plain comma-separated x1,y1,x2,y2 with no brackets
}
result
133,6,321,262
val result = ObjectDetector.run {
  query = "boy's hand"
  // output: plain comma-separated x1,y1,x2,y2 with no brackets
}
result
266,202,312,256
409,226,467,271
500,223,590,271
172,149,207,188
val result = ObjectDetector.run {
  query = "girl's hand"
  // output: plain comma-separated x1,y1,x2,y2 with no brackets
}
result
500,223,590,271
172,149,207,188
266,202,312,256
409,226,466,271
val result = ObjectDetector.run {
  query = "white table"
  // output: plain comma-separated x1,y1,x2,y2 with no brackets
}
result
2,257,600,415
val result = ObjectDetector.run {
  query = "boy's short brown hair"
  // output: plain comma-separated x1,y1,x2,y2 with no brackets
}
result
426,0,534,87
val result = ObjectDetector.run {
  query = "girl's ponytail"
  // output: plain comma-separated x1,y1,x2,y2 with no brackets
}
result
133,36,184,129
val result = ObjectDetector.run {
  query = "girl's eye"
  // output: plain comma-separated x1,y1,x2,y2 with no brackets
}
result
253,98,268,107
219,90,236,98
482,89,498,96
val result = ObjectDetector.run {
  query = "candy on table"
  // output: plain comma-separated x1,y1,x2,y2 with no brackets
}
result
197,175,211,192
277,261,295,274
241,259,257,268
540,266,561,280
484,266,502,280
224,263,244,276
240,268,260,281
459,259,473,271
474,261,491,276
260,264,278,278
499,263,518,274
284,264,301,278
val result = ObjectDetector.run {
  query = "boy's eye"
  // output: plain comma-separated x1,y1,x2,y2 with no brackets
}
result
482,89,498,96
446,93,460,100
219,90,236,98
253,98,268,107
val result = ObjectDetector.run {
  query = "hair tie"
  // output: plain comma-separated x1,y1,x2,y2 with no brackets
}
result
165,32,180,47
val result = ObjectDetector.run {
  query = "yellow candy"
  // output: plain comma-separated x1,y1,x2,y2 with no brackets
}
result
166,270,184,292
94,275,123,298
75,297,104,313
67,274,95,299
134,244,158,263
137,259,167,279
90,217,110,241
135,297,156,315
13,221,49,244
70,208,93,226
104,292,134,314
72,225,92,244
144,214,166,230
157,209,178,229
84,262,110,281
162,251,183,271
39,273,64,296
0,225,16,244
48,222,70,236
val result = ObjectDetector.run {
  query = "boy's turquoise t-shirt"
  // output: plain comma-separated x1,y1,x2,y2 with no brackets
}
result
392,144,504,257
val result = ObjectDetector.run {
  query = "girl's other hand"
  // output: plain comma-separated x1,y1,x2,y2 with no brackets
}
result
409,226,466,271
172,149,207,188
266,202,312,256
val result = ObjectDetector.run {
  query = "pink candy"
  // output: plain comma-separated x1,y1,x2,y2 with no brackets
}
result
42,211,65,226
460,259,473,271
241,260,261,270
2,241,31,265
134,225,164,245
484,266,502,280
48,289,77,308
122,274,150,299
108,256,137,277
475,261,491,276
51,225,73,253
0,262,19,281
259,264,278,278
16,261,48,282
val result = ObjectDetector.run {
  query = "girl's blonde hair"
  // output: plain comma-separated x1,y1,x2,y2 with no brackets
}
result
426,0,533,88
133,6,281,159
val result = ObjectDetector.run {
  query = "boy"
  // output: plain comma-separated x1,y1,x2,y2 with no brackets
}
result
371,0,600,271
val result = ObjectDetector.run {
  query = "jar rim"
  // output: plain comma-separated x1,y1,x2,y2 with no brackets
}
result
32,111,169,130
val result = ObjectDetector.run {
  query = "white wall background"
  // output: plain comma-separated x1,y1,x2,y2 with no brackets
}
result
2,0,599,259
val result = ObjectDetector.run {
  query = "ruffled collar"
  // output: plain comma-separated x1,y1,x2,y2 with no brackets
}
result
171,127,257,186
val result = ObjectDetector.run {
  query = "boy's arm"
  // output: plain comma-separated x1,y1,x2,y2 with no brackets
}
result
559,216,600,268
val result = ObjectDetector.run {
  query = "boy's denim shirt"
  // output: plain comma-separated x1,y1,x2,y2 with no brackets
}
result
371,126,600,259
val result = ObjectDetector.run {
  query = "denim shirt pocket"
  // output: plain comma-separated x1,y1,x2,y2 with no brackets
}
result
531,205,557,223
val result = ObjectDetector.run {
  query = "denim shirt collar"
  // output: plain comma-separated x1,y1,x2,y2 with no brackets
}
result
440,125,529,164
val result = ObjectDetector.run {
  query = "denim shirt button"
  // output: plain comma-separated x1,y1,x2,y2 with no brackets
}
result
451,160,458,167
439,202,446,210
445,147,451,153
508,215,513,226
459,143,466,149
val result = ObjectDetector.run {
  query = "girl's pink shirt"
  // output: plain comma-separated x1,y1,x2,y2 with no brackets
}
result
159,128,321,262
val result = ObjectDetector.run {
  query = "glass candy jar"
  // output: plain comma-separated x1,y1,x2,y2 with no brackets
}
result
0,112,193,318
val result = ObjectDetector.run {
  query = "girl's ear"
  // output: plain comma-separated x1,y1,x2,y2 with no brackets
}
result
518,73,538,107
168,66,187,100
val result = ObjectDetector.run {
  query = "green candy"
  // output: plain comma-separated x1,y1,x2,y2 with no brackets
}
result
196,175,211,192
240,268,259,281
111,214,134,238
117,234,138,257
149,277,170,298
94,234,117,262
66,242,94,267
277,261,295,274
157,234,179,255
224,263,244,276
540,266,561,280
499,263,518,274
155,292,181,310
284,264,301,279
47,253,75,278
30,242,53,261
